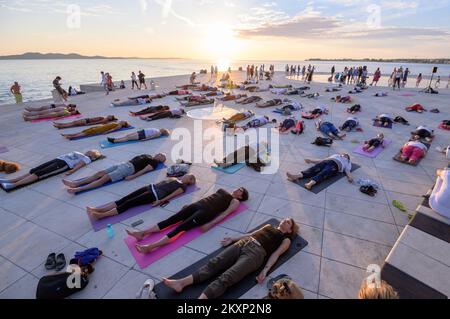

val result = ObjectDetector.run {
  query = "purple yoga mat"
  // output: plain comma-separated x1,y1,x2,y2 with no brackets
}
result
353,140,392,158
0,146,8,154
125,203,249,269
87,185,200,232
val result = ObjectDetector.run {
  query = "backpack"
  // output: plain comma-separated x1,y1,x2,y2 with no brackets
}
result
312,137,333,147
36,269,89,299
167,163,191,177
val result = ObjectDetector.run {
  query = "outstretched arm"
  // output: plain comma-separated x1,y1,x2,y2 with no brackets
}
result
125,164,155,181
305,158,322,164
200,199,240,232
66,161,86,176
256,238,291,283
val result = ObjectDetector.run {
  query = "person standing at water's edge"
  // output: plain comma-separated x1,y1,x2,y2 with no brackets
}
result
416,73,422,88
10,82,22,104
131,72,139,90
53,76,68,101
138,71,147,90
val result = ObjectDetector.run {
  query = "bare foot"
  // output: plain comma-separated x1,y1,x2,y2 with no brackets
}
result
163,278,185,293
62,179,77,188
286,172,302,181
126,229,145,241
86,206,97,213
67,188,79,194
136,244,154,254
89,211,104,220
305,181,316,190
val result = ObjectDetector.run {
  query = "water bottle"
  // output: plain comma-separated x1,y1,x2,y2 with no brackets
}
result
106,224,115,238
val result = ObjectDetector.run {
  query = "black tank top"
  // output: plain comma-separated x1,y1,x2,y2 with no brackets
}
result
196,188,233,215
252,225,290,256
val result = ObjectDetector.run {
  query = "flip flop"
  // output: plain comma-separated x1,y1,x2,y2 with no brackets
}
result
55,253,66,271
45,253,56,270
392,200,407,212
136,279,155,299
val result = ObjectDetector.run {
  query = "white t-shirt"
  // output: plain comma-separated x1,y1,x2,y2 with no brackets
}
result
429,169,450,218
405,141,428,151
131,74,137,81
379,114,391,120
143,128,160,138
57,152,91,169
327,154,352,174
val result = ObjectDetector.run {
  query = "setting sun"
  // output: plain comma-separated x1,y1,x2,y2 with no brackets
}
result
203,23,240,61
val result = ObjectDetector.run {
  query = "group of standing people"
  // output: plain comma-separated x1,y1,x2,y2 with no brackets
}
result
331,66,369,86
246,64,265,81
286,64,313,82
388,67,410,90
130,71,147,90
100,71,114,95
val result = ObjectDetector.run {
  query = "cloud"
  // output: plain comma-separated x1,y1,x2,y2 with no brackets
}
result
138,0,148,11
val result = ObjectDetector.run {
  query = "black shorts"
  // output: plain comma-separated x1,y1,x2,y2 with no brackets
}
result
415,129,432,138
29,159,69,178
137,130,146,140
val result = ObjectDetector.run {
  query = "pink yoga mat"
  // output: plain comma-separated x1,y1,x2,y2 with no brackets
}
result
125,203,249,269
31,113,82,123
399,93,416,97
87,186,200,232
353,140,392,158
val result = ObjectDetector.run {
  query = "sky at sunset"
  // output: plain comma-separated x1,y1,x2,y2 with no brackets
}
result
1,0,449,60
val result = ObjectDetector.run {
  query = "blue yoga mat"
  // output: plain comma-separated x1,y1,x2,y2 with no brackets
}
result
73,163,167,195
100,134,169,149
69,126,135,141
211,163,245,174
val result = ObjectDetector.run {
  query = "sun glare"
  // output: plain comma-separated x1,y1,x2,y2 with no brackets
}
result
203,23,239,62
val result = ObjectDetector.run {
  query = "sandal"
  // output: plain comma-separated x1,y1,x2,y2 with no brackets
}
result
55,253,66,271
45,253,56,270
136,279,155,299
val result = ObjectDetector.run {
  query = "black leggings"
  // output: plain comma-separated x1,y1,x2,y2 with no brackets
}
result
145,111,171,121
115,186,156,214
29,159,69,178
134,105,165,116
157,203,213,238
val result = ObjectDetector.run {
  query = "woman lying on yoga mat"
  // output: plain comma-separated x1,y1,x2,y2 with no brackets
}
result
0,150,101,190
256,99,283,108
87,175,197,220
61,121,130,140
286,154,354,190
405,103,426,113
221,110,254,124
302,106,328,119
399,139,428,165
374,114,393,127
411,125,434,142
235,96,262,104
180,98,214,107
230,116,276,134
140,108,185,121
300,92,320,99
63,154,166,194
162,218,298,299
192,84,217,92
316,120,346,140
23,105,79,121
111,97,151,107
127,187,249,255
347,104,361,114
0,160,20,174
107,128,169,144
331,95,351,103
167,90,191,96
53,115,117,129
218,93,247,102
130,105,169,117
348,87,363,94
363,133,385,153
214,143,268,172
374,92,388,97
25,103,68,112
340,117,360,132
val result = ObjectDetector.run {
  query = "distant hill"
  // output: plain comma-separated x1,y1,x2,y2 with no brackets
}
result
0,52,182,60
307,58,450,64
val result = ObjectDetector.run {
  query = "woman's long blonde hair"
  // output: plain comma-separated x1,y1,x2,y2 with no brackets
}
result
358,280,399,299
